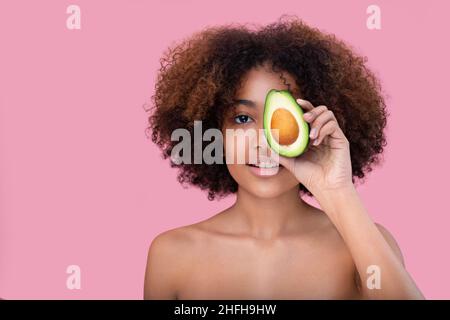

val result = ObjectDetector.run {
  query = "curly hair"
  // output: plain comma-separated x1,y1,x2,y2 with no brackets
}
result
147,16,389,200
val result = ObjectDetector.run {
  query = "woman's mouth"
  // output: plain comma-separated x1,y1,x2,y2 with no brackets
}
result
246,160,283,177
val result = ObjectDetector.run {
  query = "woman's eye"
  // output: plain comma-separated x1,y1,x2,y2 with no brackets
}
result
234,114,254,124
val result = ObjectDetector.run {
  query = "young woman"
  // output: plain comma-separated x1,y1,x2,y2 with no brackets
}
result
144,17,424,299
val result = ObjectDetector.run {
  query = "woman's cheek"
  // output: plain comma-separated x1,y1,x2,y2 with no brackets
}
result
223,127,255,165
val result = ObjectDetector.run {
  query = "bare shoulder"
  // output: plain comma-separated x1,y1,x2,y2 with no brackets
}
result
309,208,405,266
374,222,405,266
313,209,405,267
144,224,202,300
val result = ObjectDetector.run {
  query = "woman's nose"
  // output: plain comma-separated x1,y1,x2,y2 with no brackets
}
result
255,131,272,154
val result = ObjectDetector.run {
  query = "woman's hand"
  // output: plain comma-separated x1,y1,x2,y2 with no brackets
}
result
277,98,353,196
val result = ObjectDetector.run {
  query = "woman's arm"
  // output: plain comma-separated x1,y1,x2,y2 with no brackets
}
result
314,184,424,299
277,98,424,299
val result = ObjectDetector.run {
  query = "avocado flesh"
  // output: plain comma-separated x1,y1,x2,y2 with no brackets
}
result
263,89,310,158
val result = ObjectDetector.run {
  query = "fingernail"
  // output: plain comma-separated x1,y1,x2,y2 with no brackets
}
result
310,128,317,138
313,138,320,145
304,112,312,120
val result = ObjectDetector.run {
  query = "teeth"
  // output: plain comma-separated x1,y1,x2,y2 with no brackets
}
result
255,162,278,168
248,156,280,168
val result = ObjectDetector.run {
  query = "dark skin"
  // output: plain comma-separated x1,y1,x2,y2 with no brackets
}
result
144,63,424,300
145,202,360,299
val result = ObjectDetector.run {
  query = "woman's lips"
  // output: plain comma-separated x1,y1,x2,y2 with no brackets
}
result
246,163,283,177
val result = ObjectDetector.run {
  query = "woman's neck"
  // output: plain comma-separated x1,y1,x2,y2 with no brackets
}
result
230,185,312,240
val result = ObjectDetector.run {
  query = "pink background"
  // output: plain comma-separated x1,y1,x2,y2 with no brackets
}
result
0,0,449,299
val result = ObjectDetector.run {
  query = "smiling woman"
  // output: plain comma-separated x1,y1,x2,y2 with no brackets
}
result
148,16,388,201
144,16,424,300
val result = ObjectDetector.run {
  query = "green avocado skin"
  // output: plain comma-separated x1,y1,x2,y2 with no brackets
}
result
263,89,310,158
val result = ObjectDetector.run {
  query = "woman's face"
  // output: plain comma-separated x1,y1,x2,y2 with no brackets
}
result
222,63,301,198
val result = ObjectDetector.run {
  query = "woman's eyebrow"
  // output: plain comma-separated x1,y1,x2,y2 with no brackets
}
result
233,99,257,108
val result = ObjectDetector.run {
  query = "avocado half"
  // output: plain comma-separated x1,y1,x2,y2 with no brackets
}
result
263,89,310,158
